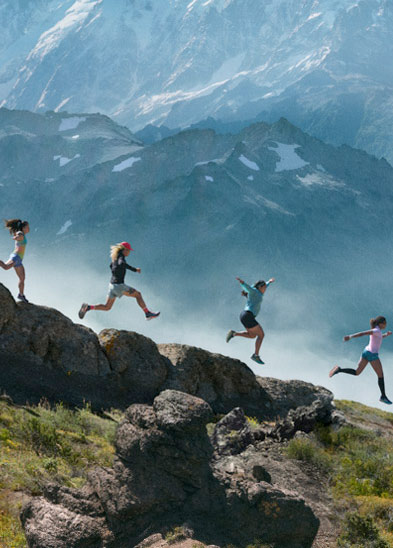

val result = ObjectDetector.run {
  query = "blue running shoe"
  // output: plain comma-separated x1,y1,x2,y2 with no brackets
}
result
17,294,29,303
379,396,392,405
146,311,160,320
251,354,265,365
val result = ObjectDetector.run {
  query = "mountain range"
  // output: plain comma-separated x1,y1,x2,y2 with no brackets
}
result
1,0,393,163
1,107,393,337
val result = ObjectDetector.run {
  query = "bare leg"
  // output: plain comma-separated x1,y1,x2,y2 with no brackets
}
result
125,290,147,311
91,297,116,311
370,358,383,378
235,324,264,355
0,259,14,270
254,325,265,355
235,330,256,339
355,357,369,375
330,357,368,378
14,265,25,295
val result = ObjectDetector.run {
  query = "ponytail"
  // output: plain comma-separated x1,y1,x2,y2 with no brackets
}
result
4,218,28,234
110,243,127,262
370,316,386,328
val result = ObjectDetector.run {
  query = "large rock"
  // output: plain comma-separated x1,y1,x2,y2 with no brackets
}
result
158,344,274,419
99,329,169,402
0,285,170,409
21,390,319,548
0,283,16,329
257,376,334,418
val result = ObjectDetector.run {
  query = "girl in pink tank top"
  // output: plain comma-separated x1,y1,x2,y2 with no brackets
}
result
329,316,392,405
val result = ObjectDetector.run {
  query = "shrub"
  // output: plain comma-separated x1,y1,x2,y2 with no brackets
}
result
285,437,332,472
337,511,389,547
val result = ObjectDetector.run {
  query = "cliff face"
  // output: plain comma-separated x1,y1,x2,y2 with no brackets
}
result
0,282,339,546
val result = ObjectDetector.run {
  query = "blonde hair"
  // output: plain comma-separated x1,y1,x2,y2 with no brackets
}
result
110,243,127,262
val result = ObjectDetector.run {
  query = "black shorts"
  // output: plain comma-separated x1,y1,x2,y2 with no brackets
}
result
240,310,259,329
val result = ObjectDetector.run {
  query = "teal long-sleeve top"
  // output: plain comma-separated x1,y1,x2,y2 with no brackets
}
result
241,281,270,317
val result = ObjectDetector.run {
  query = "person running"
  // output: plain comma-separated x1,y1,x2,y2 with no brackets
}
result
0,218,30,303
78,242,160,321
329,316,392,404
226,276,275,364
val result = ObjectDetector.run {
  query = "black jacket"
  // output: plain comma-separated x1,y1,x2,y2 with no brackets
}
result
110,252,137,284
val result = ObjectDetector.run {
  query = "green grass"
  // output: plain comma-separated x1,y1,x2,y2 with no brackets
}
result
285,400,393,545
0,398,121,547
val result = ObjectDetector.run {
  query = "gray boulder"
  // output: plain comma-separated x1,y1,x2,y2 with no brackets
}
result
211,407,254,456
99,329,169,401
159,343,274,419
21,389,319,548
257,376,334,418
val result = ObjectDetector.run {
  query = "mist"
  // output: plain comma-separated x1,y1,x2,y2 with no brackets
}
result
1,243,391,414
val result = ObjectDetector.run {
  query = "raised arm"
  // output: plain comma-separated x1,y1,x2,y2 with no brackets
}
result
343,330,374,342
236,277,252,292
12,231,24,241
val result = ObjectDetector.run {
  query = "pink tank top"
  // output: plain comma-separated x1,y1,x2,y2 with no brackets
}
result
365,326,383,354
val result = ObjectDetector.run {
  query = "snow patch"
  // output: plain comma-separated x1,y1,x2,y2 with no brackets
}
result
53,154,80,167
59,116,86,131
57,220,72,235
72,135,80,139
205,176,214,182
195,159,218,166
112,156,141,172
247,175,254,181
317,164,326,172
239,155,259,171
268,143,309,172
296,173,344,189
28,1,102,61
54,97,71,112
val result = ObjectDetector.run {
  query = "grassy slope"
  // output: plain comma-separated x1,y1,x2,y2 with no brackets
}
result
0,397,120,548
0,398,392,548
286,400,393,547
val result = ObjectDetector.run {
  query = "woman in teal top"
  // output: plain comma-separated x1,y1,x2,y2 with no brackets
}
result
226,276,275,364
0,218,30,303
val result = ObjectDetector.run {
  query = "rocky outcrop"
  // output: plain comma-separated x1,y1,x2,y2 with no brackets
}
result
21,390,320,548
0,284,278,416
159,343,273,419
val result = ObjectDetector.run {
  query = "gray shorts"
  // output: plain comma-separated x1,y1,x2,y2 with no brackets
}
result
107,283,136,299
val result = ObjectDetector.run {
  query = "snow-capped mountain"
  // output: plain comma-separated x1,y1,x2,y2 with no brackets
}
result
1,108,393,331
1,0,393,162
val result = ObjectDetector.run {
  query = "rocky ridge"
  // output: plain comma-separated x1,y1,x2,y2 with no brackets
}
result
0,281,340,547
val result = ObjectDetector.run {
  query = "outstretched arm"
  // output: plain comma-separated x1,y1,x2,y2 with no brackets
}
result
383,331,392,338
343,330,374,342
236,277,252,292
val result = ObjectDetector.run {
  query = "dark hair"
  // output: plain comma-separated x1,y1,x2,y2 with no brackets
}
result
4,218,28,234
370,316,386,328
242,280,266,298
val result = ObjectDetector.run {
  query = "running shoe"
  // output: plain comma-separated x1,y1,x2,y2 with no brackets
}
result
78,303,89,319
329,365,340,378
226,330,235,343
17,294,29,303
379,396,392,405
251,354,265,365
146,311,160,320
